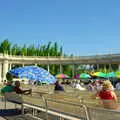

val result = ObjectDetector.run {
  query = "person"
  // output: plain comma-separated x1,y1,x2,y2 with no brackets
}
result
75,81,85,90
65,79,71,85
61,80,66,85
87,81,97,92
95,80,104,92
14,81,32,95
3,80,7,85
1,81,14,94
54,81,64,91
116,81,120,91
71,80,76,88
96,80,119,110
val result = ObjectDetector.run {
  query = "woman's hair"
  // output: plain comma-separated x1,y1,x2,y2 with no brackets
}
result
103,80,112,89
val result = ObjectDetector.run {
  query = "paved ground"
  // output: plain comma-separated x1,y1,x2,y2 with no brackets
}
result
0,97,38,120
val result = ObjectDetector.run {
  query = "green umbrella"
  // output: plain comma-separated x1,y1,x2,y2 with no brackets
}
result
80,73,91,79
116,70,120,76
106,72,116,78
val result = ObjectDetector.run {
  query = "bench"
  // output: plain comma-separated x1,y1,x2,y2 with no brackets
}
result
22,97,89,120
4,92,24,114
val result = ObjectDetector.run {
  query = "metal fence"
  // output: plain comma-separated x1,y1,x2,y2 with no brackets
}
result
87,106,120,120
23,96,89,120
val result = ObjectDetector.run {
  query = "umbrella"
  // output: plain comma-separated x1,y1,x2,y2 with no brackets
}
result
75,73,91,79
9,66,56,84
106,72,116,78
55,74,69,79
92,72,106,78
74,74,80,79
115,71,120,78
116,70,120,76
80,73,91,79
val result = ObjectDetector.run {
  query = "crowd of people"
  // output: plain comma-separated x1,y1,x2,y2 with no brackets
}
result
54,79,120,110
1,78,120,110
85,79,120,110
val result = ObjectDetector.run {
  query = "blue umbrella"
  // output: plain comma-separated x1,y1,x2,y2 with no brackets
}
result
9,66,56,84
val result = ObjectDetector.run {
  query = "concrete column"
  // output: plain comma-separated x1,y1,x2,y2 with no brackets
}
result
22,63,24,67
60,64,62,73
118,64,120,70
9,64,12,70
104,64,106,73
47,64,50,73
72,64,75,78
109,64,112,71
3,60,8,80
97,64,99,71
0,62,2,82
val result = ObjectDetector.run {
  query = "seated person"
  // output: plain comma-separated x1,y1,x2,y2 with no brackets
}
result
75,81,85,90
96,80,119,110
116,81,120,91
14,81,32,95
71,81,76,88
65,80,71,85
61,80,66,85
1,81,14,94
54,81,64,91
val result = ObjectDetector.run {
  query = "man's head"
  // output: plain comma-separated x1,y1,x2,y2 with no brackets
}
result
15,81,21,87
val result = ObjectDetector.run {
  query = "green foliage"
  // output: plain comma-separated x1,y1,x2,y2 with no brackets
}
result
0,39,11,54
21,44,27,56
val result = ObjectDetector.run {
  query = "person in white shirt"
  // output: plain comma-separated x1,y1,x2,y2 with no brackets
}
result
71,80,76,88
75,81,85,90
116,81,120,91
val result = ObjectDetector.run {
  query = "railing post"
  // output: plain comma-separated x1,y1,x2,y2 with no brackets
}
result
42,96,48,120
83,105,90,120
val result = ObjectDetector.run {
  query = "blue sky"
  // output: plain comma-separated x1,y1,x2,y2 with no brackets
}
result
0,0,120,56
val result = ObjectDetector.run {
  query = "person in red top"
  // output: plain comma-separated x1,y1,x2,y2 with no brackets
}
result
96,80,118,109
14,81,32,95
97,80,117,101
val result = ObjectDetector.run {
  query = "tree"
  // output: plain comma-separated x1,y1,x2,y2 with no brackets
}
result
27,44,36,56
11,44,18,55
21,45,27,56
0,39,11,54
46,42,51,56
53,42,58,56
59,46,63,56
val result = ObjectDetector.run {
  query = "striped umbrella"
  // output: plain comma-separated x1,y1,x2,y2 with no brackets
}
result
55,74,69,79
92,72,106,78
75,73,91,79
